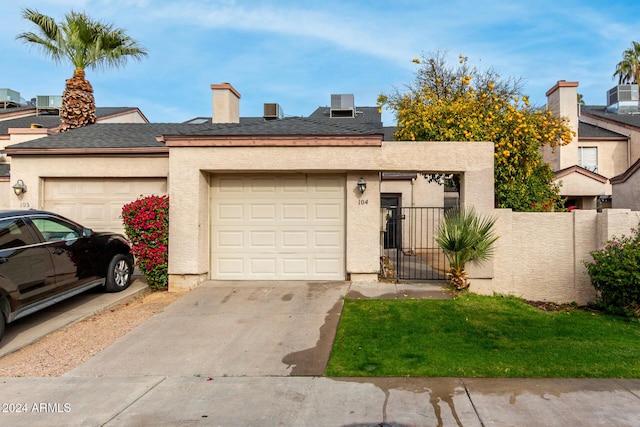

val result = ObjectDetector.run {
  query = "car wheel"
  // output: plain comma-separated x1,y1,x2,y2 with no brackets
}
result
105,254,132,293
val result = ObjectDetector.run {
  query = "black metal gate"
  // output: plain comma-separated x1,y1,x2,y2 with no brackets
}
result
381,207,447,281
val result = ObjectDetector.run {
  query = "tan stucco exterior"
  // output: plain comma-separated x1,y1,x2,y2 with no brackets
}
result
612,168,640,210
166,140,495,291
474,208,640,305
7,155,169,211
544,81,579,171
380,175,445,208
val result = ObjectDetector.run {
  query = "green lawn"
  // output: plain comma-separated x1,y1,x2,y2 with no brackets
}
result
325,293,640,378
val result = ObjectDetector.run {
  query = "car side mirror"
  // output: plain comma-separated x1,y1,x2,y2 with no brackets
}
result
82,228,93,238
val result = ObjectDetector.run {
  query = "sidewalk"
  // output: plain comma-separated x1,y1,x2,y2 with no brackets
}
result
0,376,638,426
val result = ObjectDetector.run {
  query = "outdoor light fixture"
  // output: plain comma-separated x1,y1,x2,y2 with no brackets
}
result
12,179,27,196
357,177,367,194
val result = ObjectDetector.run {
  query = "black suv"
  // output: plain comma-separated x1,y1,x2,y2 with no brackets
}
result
0,210,134,341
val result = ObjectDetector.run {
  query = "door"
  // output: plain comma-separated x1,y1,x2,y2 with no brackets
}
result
29,216,100,293
0,217,57,312
44,178,167,235
210,174,346,280
381,195,401,249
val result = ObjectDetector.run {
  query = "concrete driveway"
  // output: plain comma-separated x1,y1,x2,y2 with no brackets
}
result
67,280,350,378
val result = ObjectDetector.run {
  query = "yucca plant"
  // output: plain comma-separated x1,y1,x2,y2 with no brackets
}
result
436,207,498,291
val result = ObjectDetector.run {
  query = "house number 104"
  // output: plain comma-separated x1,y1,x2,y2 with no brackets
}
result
358,199,368,205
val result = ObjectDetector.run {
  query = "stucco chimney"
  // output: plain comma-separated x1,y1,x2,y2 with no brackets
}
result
211,83,241,123
546,80,579,129
545,80,579,170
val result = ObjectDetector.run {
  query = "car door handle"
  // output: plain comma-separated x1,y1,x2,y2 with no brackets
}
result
0,257,7,264
52,248,65,255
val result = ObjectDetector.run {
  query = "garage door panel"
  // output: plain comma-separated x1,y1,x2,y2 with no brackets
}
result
217,258,244,274
251,204,276,220
315,231,341,248
314,203,342,221
251,231,277,247
282,231,308,248
211,174,345,280
251,259,277,275
315,258,343,274
282,204,307,220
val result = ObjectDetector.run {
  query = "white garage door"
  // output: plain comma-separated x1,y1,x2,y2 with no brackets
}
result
44,178,167,235
211,174,345,280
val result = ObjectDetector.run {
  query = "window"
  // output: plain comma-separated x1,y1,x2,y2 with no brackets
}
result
578,147,598,173
0,218,37,249
31,217,80,242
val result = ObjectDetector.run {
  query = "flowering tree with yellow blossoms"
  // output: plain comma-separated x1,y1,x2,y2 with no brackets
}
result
378,52,575,211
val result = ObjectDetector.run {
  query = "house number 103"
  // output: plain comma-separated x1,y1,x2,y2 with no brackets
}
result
358,199,368,205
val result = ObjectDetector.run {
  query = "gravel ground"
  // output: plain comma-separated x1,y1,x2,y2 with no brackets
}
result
0,290,182,377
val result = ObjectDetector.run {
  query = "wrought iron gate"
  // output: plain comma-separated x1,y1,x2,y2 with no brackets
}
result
381,207,447,281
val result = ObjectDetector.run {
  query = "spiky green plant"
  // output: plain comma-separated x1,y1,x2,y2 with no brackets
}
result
435,207,498,291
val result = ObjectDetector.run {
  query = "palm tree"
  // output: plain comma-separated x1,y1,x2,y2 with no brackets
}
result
613,41,640,85
435,207,498,292
16,8,147,131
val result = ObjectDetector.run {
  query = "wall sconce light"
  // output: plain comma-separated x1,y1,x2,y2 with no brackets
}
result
12,179,27,196
357,177,367,194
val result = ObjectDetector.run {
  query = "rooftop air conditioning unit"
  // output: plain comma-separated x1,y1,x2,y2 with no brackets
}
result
606,84,639,113
330,94,355,118
263,103,283,120
36,95,62,109
0,88,21,107
36,95,62,115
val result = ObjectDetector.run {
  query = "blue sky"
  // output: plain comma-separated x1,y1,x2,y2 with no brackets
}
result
2,0,639,125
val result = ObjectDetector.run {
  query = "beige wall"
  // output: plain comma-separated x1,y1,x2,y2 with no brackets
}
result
580,114,639,165
555,172,609,197
380,175,444,208
578,140,629,178
0,180,9,209
1,128,50,152
8,155,169,211
474,208,640,304
96,111,147,124
167,141,495,291
613,173,640,210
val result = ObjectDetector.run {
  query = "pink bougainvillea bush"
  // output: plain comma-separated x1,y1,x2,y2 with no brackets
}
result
121,195,169,290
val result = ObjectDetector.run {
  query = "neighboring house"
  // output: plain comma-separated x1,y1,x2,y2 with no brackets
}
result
0,97,148,210
3,83,494,290
545,81,640,210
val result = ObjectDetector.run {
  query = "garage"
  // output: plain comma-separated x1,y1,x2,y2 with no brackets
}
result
43,177,167,235
210,174,345,280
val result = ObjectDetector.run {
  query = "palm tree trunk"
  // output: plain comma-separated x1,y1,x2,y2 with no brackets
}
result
59,68,96,132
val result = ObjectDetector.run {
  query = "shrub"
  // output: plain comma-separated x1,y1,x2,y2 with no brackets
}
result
585,227,640,316
435,207,498,291
121,195,169,290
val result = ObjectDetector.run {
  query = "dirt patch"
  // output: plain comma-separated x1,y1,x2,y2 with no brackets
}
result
525,300,597,313
0,290,183,377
